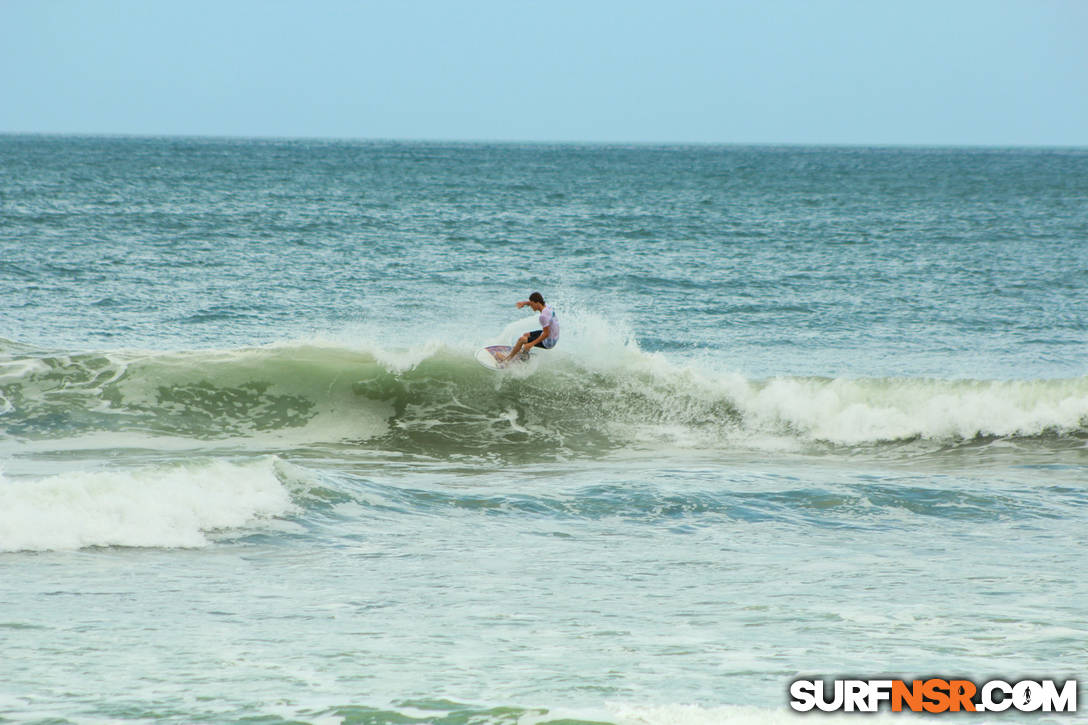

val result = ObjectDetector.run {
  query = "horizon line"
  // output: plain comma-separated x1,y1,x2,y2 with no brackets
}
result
2,130,1086,152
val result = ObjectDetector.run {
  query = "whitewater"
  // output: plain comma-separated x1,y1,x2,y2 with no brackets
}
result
1,137,1085,724
1,336,1086,466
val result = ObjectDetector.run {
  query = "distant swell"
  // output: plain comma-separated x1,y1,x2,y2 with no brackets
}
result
0,342,1085,459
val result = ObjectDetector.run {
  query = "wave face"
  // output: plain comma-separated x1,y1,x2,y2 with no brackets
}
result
2,342,1085,460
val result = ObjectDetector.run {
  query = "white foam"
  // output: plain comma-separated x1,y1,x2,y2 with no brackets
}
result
370,338,452,373
734,376,1088,444
0,457,296,552
0,357,50,383
540,308,1088,445
607,702,909,725
555,334,1088,450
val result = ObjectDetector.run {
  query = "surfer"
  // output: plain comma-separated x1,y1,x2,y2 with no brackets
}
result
500,292,559,361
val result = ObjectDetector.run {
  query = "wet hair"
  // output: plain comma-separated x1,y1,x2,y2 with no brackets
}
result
529,292,545,305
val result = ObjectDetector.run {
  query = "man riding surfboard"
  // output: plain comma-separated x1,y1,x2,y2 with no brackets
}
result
500,292,559,362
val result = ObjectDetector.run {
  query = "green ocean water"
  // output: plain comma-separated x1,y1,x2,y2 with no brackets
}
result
0,136,1086,723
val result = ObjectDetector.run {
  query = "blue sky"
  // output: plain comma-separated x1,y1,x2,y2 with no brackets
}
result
2,0,1085,145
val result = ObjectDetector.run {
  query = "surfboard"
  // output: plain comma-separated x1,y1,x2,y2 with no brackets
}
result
475,345,529,370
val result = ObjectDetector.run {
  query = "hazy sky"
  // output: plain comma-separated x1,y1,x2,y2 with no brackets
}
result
2,0,1085,145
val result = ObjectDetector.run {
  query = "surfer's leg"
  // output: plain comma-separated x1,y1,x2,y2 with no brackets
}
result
502,333,530,361
502,330,540,361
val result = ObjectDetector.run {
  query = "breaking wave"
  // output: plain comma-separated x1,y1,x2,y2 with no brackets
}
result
0,457,295,552
0,341,1085,460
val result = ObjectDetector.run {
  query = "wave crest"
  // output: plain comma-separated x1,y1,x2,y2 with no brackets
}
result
0,342,1085,458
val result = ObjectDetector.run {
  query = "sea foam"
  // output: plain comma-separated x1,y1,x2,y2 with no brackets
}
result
606,703,907,725
0,457,295,552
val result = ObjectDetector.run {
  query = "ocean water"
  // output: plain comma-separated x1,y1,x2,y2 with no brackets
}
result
0,136,1086,724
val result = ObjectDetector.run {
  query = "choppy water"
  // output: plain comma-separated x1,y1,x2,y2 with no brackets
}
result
1,136,1086,723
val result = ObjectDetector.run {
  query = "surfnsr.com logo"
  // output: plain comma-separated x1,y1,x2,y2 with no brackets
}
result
789,679,1078,713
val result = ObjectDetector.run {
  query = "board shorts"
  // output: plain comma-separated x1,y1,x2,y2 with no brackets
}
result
526,330,556,349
